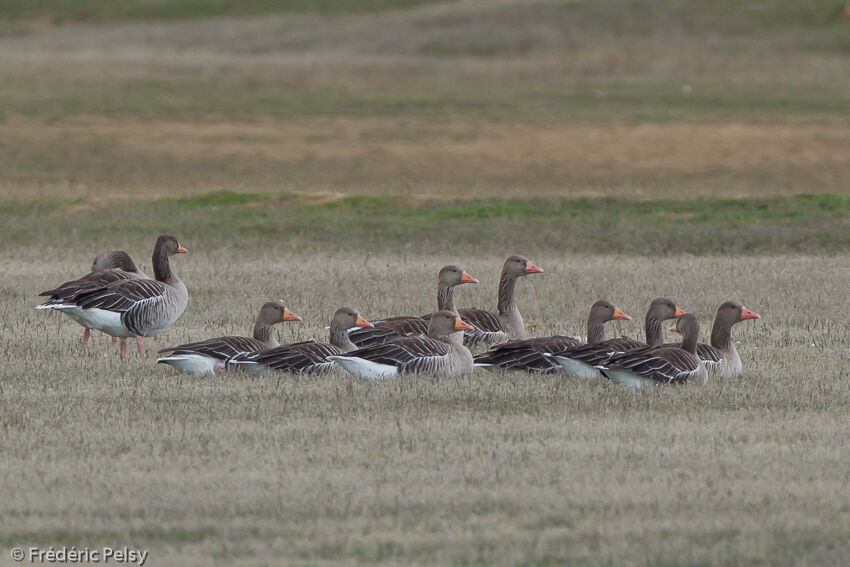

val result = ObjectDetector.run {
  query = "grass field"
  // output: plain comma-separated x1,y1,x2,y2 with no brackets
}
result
1,0,849,565
4,251,850,566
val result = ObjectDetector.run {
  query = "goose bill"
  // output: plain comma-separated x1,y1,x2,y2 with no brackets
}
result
283,308,302,322
740,307,760,320
460,271,479,284
613,307,631,321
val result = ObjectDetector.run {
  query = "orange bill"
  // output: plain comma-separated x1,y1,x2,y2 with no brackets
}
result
282,308,302,322
177,244,188,253
460,271,479,284
356,314,375,328
740,306,760,320
613,307,632,321
670,321,680,333
454,317,475,331
524,261,544,274
674,306,686,317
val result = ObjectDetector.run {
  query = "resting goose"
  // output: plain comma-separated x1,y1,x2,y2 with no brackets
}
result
473,300,631,373
348,265,478,348
329,310,475,379
37,250,147,347
156,301,302,374
39,235,189,359
548,297,684,378
459,255,543,348
229,307,374,375
669,301,760,379
598,313,707,388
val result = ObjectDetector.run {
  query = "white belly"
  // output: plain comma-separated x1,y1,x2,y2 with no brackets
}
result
328,356,399,379
52,305,129,337
39,303,92,328
552,356,600,379
603,369,659,389
157,354,223,375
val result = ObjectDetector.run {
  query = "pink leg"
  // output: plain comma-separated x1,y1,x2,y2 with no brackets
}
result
136,338,145,358
112,336,119,346
120,339,128,360
82,328,91,348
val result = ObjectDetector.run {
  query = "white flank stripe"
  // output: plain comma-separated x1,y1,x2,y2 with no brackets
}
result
551,355,600,379
328,356,398,379
157,354,222,375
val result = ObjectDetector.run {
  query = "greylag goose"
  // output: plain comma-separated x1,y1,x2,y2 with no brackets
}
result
156,301,302,374
37,250,147,347
348,265,478,348
669,301,760,379
229,307,374,375
473,300,631,373
547,297,684,378
598,313,707,388
329,310,475,379
91,250,147,277
38,235,189,359
459,255,543,348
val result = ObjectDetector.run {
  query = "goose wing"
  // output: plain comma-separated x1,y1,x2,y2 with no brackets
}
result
554,336,644,366
158,336,266,360
39,269,139,303
641,343,723,370
346,337,451,373
696,343,723,364
474,335,580,372
600,347,702,384
72,278,169,313
457,308,504,332
234,340,342,374
348,315,428,348
456,308,508,346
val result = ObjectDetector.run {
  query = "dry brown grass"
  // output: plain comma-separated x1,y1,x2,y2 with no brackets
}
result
2,250,848,565
4,115,850,202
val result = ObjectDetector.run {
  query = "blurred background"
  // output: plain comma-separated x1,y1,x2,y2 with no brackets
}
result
1,0,848,255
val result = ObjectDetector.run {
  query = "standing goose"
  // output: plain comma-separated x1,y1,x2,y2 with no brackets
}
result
459,255,543,348
548,297,684,378
348,265,478,348
91,250,147,276
329,310,475,379
40,235,189,359
37,250,148,347
598,313,707,388
669,301,760,379
229,307,374,375
156,301,302,374
473,300,631,373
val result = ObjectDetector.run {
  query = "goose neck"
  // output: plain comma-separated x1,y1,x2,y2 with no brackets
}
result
330,323,358,353
437,280,455,312
253,320,279,348
586,318,607,345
